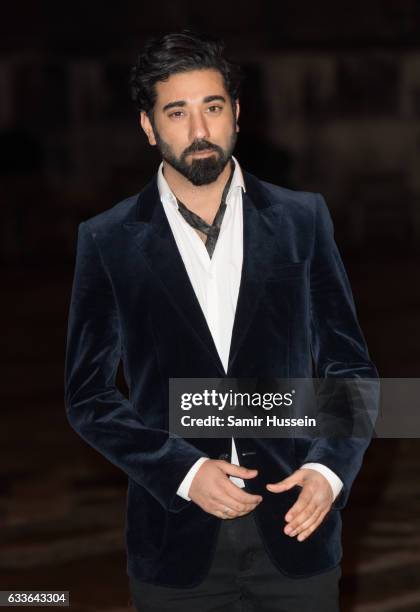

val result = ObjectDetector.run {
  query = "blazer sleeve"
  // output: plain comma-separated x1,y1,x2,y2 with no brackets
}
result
301,193,379,510
64,221,208,512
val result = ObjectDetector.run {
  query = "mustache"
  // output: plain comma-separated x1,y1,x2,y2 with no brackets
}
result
182,140,222,156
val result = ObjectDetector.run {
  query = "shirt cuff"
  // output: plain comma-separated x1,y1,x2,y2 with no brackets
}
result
176,457,210,501
300,462,344,502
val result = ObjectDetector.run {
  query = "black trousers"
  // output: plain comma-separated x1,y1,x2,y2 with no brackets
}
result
128,510,341,612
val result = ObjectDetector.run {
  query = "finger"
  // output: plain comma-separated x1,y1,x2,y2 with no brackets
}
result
266,475,300,493
296,512,327,542
218,462,259,480
221,496,261,514
285,499,318,533
284,489,313,523
294,508,324,536
285,507,322,537
222,480,263,505
216,506,235,520
214,498,257,519
216,509,232,520
217,506,251,519
216,488,262,514
214,477,264,514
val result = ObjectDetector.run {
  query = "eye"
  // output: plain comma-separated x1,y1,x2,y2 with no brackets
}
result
168,110,185,118
207,105,223,113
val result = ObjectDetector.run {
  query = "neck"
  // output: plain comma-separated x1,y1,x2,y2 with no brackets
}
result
162,159,233,217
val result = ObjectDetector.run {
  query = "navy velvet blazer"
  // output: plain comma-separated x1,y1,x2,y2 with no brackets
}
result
64,169,378,587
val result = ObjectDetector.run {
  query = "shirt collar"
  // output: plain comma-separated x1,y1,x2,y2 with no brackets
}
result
157,155,246,209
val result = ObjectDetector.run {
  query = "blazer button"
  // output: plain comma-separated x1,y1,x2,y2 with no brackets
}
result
218,453,230,461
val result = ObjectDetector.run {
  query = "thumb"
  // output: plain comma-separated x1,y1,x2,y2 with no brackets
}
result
266,471,303,492
219,462,258,479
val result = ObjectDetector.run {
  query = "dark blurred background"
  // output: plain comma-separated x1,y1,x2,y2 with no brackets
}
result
1,2,420,610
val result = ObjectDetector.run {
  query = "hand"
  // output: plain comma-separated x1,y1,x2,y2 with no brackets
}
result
266,468,333,542
189,459,263,519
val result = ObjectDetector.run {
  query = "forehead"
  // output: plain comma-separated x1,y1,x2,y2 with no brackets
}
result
154,69,228,107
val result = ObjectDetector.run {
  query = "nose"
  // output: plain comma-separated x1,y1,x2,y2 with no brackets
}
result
188,110,210,141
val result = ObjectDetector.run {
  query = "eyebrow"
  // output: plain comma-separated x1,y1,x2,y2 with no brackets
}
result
162,95,227,112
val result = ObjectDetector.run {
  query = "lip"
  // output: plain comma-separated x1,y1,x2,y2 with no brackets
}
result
190,150,216,157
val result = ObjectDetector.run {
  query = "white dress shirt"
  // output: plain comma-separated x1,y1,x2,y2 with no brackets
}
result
156,156,343,503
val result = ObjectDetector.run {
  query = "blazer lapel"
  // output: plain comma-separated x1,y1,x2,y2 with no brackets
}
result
122,170,284,377
227,172,284,374
122,177,226,375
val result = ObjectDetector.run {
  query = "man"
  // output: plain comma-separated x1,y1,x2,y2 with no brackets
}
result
64,30,378,611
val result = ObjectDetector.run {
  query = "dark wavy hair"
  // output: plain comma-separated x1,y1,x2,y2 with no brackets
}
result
129,30,243,118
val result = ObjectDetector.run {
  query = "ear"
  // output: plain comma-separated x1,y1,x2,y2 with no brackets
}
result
140,111,157,146
234,99,240,132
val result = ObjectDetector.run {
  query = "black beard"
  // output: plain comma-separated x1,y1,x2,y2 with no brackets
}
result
153,129,237,186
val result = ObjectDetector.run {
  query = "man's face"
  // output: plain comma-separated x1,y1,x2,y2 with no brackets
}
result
140,69,240,186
